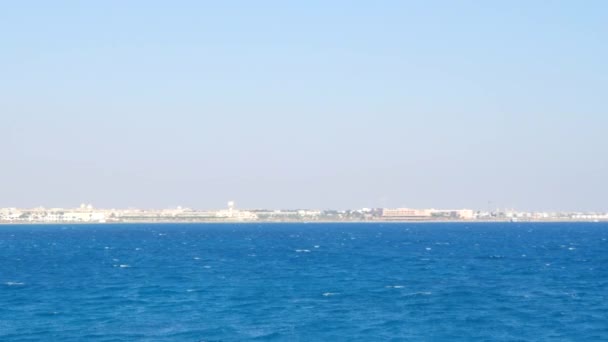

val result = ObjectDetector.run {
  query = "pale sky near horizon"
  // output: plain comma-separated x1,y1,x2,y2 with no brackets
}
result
1,1,607,211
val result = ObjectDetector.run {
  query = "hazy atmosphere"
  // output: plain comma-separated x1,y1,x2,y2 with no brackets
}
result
2,1,607,211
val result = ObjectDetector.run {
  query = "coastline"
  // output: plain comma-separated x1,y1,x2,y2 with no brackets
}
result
1,219,606,225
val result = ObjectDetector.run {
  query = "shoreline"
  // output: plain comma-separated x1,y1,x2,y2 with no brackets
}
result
1,219,606,225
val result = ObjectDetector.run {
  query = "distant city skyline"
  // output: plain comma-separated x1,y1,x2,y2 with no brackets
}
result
2,1,607,211
0,201,605,214
3,203,607,224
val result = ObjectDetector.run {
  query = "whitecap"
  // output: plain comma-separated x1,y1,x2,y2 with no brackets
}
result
425,247,432,251
314,245,320,248
404,291,432,296
295,249,311,253
119,264,131,268
193,257,201,260
323,292,338,297
386,285,404,289
568,247,576,251
203,265,212,269
5,282,24,286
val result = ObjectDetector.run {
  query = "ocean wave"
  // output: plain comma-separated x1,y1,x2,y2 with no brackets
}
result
5,281,25,286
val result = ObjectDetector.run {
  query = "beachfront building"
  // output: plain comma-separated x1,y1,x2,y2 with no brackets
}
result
0,208,22,221
63,211,106,222
381,208,474,220
381,208,433,220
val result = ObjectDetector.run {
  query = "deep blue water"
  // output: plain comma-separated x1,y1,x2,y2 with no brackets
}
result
1,223,607,341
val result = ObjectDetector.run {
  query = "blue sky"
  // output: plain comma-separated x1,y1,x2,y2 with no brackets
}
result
1,1,607,210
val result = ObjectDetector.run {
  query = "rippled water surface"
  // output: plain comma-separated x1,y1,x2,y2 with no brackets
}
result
1,223,607,341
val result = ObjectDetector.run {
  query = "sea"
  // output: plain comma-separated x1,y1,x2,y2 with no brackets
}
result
1,222,606,341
